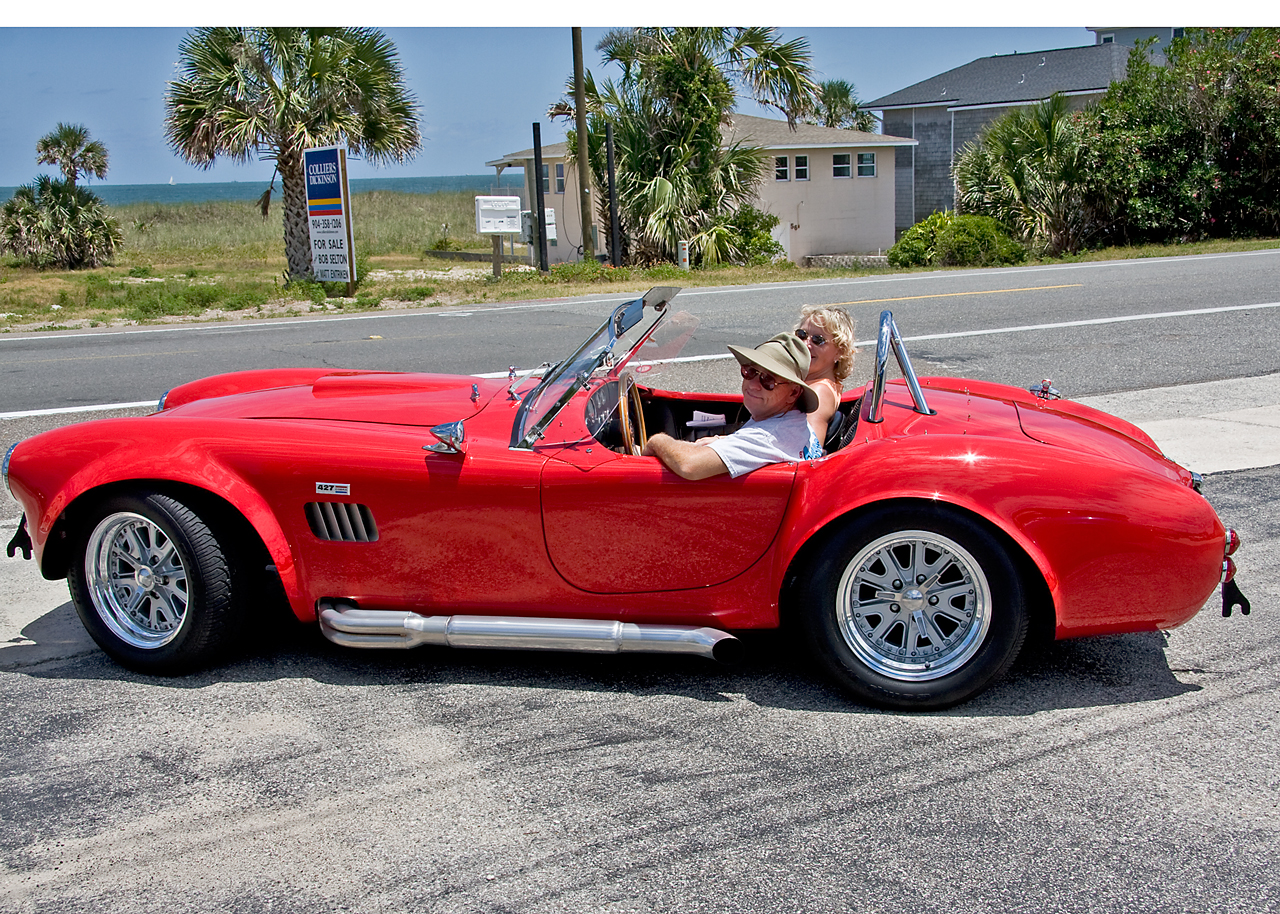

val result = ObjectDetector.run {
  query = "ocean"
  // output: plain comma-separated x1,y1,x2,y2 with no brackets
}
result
0,174,527,207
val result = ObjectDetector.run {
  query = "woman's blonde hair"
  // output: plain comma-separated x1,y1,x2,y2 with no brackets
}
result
799,305,857,383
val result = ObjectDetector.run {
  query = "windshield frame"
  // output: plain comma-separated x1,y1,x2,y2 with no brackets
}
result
509,287,679,449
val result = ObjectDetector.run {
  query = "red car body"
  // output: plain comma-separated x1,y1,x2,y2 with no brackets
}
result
3,294,1233,708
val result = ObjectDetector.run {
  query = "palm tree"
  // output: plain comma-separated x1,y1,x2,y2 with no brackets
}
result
807,79,879,133
954,93,1092,256
35,123,109,187
164,27,421,280
553,27,819,264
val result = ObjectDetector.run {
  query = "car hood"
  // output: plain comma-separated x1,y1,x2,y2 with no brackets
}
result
161,369,510,427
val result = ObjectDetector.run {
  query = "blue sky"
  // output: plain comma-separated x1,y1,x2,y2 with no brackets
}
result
0,24,1141,187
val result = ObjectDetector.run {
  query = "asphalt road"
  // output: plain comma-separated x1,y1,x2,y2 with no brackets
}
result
1,252,1278,912
4,248,1280,412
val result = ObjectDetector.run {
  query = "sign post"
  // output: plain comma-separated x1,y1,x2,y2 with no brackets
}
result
303,146,356,297
475,195,522,279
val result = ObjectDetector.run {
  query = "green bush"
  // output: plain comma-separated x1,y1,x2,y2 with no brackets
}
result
1,176,123,269
722,204,785,265
888,211,1025,268
642,263,685,280
934,215,1027,266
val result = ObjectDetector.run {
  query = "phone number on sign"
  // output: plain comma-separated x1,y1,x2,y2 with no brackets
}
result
310,217,343,230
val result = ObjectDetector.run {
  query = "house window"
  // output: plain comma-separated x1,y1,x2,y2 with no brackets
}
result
1172,28,1185,39
540,164,550,194
1100,33,1114,44
857,152,877,177
833,153,851,178
775,156,789,181
794,155,809,181
555,163,565,194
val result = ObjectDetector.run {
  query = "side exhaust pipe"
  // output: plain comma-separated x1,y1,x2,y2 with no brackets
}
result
318,601,741,663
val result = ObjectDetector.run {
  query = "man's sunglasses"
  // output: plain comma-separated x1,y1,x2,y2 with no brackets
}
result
740,364,781,390
795,327,829,347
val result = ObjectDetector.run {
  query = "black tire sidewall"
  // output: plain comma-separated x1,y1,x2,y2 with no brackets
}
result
798,504,1028,710
67,491,235,674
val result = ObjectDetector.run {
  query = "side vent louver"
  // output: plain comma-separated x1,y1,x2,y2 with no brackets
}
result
305,502,379,542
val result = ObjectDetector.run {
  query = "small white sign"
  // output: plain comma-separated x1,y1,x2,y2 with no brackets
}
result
475,196,523,234
315,482,351,496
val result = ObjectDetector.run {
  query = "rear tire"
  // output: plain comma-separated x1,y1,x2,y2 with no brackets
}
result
797,505,1028,710
68,491,241,674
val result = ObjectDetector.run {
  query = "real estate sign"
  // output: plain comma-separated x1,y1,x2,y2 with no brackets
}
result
303,146,356,285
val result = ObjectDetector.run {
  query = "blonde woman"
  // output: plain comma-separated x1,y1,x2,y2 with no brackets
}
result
795,305,857,450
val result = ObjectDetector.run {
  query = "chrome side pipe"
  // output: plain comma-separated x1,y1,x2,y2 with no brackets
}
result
317,602,742,663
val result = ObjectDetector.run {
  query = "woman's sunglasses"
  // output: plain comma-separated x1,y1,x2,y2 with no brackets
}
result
795,327,829,347
740,364,781,390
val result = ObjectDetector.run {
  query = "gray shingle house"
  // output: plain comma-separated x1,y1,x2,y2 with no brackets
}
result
866,42,1134,237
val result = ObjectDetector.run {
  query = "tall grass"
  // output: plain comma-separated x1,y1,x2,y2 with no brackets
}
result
116,190,486,261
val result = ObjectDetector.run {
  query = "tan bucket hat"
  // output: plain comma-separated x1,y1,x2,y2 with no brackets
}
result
727,332,820,413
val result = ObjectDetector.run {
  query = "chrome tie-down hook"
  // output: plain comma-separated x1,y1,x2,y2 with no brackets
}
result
1030,379,1061,400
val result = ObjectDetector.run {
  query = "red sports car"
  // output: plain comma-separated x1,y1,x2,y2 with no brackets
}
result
3,287,1243,709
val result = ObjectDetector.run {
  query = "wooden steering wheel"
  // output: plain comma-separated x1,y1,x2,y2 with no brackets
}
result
618,373,648,456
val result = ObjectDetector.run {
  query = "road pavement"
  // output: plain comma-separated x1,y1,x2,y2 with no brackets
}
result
2,254,1278,913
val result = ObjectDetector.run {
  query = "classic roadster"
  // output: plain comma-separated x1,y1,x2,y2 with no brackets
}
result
3,287,1243,709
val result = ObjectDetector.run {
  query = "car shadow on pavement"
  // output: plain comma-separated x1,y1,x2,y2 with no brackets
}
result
4,601,1199,717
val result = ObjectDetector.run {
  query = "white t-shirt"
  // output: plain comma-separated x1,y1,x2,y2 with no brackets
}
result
707,410,814,478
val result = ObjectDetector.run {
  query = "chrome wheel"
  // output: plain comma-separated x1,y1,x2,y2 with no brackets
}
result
85,511,190,649
836,529,992,682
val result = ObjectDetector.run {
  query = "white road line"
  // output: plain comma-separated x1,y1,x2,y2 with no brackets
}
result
0,401,156,420
488,299,1280,377
8,297,1280,419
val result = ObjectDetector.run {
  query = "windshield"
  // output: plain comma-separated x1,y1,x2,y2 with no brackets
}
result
510,287,681,449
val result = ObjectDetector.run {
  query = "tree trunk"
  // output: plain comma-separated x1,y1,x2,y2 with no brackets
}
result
278,146,312,281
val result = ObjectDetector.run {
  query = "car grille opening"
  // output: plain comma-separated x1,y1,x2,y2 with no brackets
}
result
305,502,378,542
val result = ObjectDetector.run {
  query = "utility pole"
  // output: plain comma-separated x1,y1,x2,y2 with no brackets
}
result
606,123,621,267
572,27,595,261
532,123,549,273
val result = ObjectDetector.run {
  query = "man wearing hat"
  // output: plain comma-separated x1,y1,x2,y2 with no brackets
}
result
642,333,821,480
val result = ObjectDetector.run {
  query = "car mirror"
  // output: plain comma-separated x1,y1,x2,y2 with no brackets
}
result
424,420,465,454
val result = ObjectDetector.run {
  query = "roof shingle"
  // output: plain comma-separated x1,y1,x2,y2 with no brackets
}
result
866,43,1135,110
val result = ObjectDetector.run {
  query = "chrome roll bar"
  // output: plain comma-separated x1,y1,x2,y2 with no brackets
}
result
866,309,935,423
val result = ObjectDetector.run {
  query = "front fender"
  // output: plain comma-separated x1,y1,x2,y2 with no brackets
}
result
8,418,309,621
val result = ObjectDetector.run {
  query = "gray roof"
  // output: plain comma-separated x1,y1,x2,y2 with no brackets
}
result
722,113,914,148
486,142,569,169
487,114,913,167
866,43,1135,110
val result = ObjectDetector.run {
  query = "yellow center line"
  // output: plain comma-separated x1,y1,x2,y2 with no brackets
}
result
0,349,202,365
829,283,1083,307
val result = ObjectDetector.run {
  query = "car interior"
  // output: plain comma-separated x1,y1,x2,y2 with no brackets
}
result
585,383,863,457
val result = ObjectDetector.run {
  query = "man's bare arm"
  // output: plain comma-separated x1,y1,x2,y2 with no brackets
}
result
642,433,729,480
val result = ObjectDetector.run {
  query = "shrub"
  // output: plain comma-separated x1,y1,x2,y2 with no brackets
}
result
934,215,1027,266
887,211,952,267
888,211,1025,268
722,204,785,266
1,176,122,269
548,259,606,282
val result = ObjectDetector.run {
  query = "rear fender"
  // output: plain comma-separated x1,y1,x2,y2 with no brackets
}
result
777,433,1223,637
777,436,1062,607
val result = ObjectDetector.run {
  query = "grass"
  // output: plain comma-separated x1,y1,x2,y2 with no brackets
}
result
1,189,1278,332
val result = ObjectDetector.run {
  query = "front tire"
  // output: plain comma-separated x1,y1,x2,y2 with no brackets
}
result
797,505,1028,710
68,491,241,674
